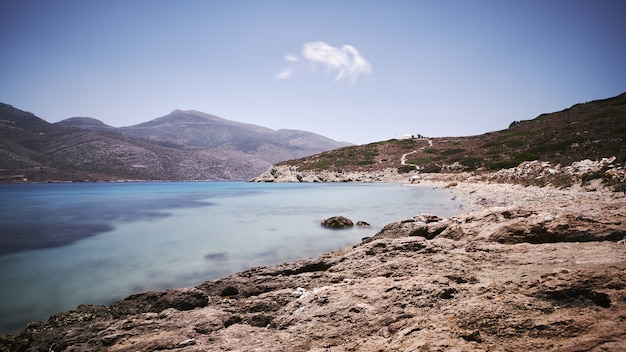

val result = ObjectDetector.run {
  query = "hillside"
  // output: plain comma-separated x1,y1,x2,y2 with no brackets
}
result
118,110,350,165
278,93,626,175
0,105,349,182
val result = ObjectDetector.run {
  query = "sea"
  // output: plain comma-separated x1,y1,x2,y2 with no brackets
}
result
0,181,463,335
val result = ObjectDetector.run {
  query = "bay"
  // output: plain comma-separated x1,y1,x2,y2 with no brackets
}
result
0,181,462,335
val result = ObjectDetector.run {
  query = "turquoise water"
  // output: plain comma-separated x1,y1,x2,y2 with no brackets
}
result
0,181,462,335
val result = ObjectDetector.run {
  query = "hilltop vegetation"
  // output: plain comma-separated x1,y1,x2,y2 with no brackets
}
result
279,93,626,174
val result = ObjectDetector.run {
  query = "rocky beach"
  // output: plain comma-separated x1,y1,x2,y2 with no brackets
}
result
2,162,626,351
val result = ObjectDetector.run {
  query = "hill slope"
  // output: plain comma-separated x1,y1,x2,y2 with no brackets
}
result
278,93,626,174
0,105,349,182
118,110,350,165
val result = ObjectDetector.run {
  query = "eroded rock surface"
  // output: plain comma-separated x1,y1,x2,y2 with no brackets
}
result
251,165,402,183
373,205,626,245
321,216,354,229
2,181,626,351
3,236,624,351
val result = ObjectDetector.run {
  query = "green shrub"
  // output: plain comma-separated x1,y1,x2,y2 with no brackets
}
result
362,150,379,158
356,160,375,165
489,160,520,170
460,157,484,170
398,165,416,173
390,139,415,149
505,139,523,148
406,156,441,165
592,109,620,119
529,140,576,154
512,152,538,162
480,140,497,148
310,160,332,170
441,148,465,155
421,164,442,173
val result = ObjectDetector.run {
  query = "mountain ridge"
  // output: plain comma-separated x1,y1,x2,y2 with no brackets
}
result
115,110,349,164
0,105,350,182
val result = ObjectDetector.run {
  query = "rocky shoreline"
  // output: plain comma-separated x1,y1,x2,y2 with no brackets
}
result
2,166,626,351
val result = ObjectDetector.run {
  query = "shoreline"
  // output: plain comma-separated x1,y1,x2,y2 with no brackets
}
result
2,174,626,351
406,172,626,213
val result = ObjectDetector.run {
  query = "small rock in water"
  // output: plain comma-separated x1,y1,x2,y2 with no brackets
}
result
356,221,371,227
321,216,354,229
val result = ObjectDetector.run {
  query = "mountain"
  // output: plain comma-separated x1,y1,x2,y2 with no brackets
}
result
118,110,350,165
55,117,118,132
0,104,350,182
278,92,626,173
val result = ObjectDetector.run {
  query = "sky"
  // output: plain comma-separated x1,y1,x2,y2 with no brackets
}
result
1,0,625,145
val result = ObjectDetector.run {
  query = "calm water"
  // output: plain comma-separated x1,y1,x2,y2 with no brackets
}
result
0,181,462,335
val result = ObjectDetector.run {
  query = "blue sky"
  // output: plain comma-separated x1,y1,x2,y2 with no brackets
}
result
1,0,624,145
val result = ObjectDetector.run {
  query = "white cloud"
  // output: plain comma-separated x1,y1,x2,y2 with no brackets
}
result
275,41,372,83
302,41,372,84
275,67,293,80
275,54,299,80
284,54,299,62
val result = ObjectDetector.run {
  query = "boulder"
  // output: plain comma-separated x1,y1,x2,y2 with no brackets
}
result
356,221,371,227
321,216,354,229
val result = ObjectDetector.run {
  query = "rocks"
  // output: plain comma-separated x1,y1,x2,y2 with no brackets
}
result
320,217,370,229
2,172,626,351
367,213,450,241
370,205,626,245
3,234,625,351
251,165,404,183
321,216,354,228
482,156,626,190
109,287,209,316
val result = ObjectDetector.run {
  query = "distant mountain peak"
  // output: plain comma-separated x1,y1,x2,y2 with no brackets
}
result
119,109,350,160
55,117,117,131
58,117,109,126
0,103,350,182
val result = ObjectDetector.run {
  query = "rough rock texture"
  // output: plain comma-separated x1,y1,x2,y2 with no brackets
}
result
482,156,626,190
321,216,354,229
250,165,403,182
2,178,626,351
374,206,625,245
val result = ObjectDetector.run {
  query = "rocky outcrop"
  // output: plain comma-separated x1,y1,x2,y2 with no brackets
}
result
321,216,354,229
482,156,626,190
371,205,626,245
2,180,626,351
251,165,403,182
3,232,625,351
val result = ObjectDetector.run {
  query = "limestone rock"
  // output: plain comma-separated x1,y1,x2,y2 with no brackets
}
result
3,177,626,351
251,165,404,183
3,234,625,351
321,216,354,229
369,213,450,241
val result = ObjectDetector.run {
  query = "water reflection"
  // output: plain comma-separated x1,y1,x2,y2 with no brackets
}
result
0,194,215,255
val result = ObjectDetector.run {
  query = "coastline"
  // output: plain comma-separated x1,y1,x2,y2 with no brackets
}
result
409,172,626,213
2,172,625,351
